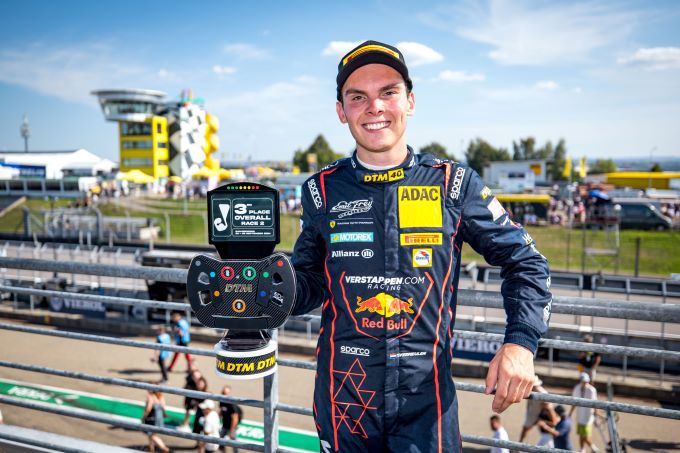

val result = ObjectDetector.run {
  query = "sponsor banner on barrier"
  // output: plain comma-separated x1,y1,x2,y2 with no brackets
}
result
451,335,502,362
49,296,106,319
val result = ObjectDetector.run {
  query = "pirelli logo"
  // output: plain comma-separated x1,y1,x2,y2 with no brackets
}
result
400,233,443,246
342,44,400,66
363,168,405,183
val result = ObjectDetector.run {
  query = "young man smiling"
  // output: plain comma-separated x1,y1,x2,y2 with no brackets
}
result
291,40,552,453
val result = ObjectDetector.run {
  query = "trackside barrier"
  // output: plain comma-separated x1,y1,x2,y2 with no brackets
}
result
0,257,679,452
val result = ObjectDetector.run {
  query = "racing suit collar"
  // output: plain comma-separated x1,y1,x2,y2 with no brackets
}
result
351,146,417,184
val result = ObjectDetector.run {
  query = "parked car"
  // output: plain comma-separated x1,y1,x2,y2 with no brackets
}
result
613,199,672,230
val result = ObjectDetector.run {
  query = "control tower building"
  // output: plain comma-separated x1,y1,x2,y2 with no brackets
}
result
92,88,220,180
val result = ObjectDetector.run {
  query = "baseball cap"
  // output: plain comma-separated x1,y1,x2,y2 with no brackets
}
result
199,399,215,410
579,372,591,383
336,40,413,102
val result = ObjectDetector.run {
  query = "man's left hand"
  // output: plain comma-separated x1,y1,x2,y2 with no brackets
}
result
484,343,535,413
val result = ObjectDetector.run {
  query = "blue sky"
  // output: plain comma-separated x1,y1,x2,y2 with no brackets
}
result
1,0,679,163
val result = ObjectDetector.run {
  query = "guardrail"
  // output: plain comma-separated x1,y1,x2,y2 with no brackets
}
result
0,256,679,453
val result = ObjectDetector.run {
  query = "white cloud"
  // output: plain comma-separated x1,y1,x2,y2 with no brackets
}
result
618,47,680,70
482,81,562,101
395,42,443,66
0,42,156,105
212,65,237,76
437,70,485,82
534,80,559,91
322,41,361,57
449,0,638,65
223,43,269,60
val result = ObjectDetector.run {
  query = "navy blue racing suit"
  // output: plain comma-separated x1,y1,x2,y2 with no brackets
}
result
292,149,552,453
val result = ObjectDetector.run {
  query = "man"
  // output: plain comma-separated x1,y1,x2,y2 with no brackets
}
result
489,415,509,453
535,402,559,447
219,385,243,453
570,372,599,453
197,399,221,453
291,40,552,452
167,311,192,372
552,405,574,451
577,334,601,382
151,325,171,383
518,375,549,444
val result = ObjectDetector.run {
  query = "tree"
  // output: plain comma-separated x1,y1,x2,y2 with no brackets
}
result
464,138,510,175
292,134,345,172
419,142,457,161
650,162,663,172
550,139,567,181
588,159,617,175
512,136,553,160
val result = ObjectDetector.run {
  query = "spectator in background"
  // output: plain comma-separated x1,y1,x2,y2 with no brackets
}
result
192,377,210,436
178,365,202,432
577,334,601,382
220,385,243,453
553,405,573,451
519,375,548,444
151,325,171,383
570,372,599,453
167,312,192,372
141,389,169,453
536,402,559,447
489,415,509,453
198,399,221,453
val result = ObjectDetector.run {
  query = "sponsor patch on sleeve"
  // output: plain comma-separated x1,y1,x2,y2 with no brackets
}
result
398,186,442,228
487,197,505,221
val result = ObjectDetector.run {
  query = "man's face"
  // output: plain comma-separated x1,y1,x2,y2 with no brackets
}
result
336,64,415,157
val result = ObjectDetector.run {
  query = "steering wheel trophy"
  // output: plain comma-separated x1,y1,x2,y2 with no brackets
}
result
187,182,296,379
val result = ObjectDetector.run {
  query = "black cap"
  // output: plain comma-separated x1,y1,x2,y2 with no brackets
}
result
336,40,413,102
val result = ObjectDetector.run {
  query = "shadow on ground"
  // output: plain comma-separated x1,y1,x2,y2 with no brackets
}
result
626,439,680,452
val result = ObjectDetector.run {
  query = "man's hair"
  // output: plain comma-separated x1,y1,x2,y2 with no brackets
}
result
490,415,501,423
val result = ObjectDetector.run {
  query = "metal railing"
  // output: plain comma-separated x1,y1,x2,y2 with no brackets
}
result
0,256,679,453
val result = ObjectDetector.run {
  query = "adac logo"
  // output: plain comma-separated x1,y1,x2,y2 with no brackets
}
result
363,168,405,183
355,292,414,318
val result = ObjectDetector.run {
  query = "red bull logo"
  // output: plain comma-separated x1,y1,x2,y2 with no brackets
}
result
355,292,414,318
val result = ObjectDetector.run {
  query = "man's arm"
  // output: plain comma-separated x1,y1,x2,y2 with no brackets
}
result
290,176,327,315
458,169,552,413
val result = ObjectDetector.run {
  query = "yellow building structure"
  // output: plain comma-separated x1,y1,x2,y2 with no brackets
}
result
604,172,680,190
118,116,169,179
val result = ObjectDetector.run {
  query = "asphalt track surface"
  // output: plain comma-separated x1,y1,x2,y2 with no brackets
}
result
1,323,679,452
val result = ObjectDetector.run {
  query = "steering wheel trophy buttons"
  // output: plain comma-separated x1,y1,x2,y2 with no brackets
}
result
221,266,235,280
187,182,296,380
242,266,257,280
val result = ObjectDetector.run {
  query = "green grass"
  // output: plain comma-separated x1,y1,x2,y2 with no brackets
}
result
459,226,680,277
2,197,678,277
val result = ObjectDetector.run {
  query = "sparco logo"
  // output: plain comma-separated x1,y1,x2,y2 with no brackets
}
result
330,199,373,218
341,345,370,357
450,167,466,200
307,179,322,209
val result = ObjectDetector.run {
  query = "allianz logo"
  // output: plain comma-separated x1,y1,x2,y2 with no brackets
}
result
332,249,374,259
340,345,370,357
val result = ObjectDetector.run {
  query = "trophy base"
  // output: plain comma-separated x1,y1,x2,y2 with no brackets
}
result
214,331,277,380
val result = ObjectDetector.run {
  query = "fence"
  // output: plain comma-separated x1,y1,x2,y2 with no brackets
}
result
0,256,679,453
